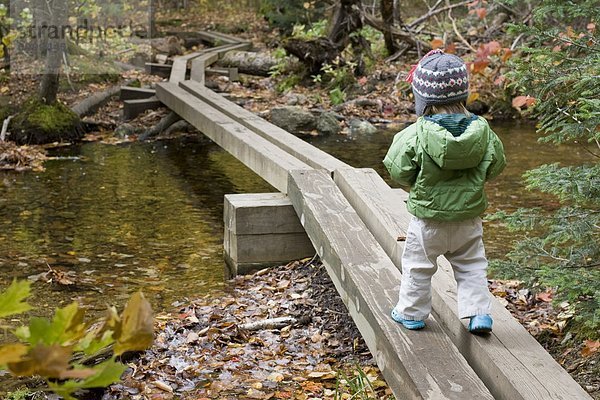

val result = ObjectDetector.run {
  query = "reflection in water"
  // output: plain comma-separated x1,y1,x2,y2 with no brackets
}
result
306,120,596,261
0,122,594,318
0,138,271,318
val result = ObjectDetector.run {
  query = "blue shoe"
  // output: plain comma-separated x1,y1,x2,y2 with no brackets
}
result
468,314,493,334
391,309,425,330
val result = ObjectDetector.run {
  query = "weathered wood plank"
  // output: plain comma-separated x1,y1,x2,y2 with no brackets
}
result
333,167,592,400
203,30,252,45
169,51,207,84
120,86,156,101
195,30,238,45
224,193,306,235
156,82,311,193
122,96,163,120
179,80,349,174
288,169,493,400
190,53,220,84
228,232,314,264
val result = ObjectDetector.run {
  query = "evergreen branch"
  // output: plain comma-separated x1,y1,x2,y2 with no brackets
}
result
540,31,600,54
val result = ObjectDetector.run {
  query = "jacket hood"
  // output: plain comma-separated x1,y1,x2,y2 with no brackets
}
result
417,115,490,170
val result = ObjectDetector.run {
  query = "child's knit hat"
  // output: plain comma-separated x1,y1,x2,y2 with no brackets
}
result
406,49,469,116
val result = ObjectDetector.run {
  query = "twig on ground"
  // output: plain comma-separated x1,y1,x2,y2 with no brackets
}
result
1,115,13,141
238,316,309,331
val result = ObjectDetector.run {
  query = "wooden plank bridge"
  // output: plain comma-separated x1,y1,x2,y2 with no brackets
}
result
128,31,592,400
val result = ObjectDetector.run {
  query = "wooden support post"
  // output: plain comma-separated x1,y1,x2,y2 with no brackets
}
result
206,67,240,82
287,169,493,400
120,87,156,101
333,167,592,400
223,193,314,276
190,53,219,84
144,62,172,77
122,96,163,120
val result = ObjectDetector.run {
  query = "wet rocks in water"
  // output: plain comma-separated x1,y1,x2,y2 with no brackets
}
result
348,118,377,135
316,112,341,136
114,123,137,139
270,106,317,134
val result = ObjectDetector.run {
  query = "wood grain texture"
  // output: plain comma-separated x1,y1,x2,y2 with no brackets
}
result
179,80,349,173
224,193,306,235
334,168,592,400
156,82,311,193
288,169,493,400
228,232,314,264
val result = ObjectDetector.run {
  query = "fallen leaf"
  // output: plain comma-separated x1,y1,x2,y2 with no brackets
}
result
581,340,600,357
512,96,536,110
113,291,154,356
430,38,444,49
536,291,553,302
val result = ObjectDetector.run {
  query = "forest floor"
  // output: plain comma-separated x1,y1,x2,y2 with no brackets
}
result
96,259,600,399
1,4,599,399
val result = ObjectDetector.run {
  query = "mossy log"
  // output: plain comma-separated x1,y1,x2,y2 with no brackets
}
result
11,98,81,144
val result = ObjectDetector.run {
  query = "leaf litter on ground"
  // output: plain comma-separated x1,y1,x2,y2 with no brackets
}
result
103,259,392,400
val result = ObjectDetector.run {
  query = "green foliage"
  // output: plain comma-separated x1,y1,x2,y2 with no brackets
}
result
334,365,390,399
0,282,154,399
313,57,357,95
328,87,346,105
0,280,32,318
5,388,33,400
291,19,328,39
491,0,600,339
259,0,327,34
350,26,386,59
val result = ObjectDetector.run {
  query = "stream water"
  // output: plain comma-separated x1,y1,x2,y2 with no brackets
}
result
0,122,595,319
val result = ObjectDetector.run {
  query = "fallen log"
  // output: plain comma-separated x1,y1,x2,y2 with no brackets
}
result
163,120,193,136
139,111,181,141
71,83,123,117
219,51,279,76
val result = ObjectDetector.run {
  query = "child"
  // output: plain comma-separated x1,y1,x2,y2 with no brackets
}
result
383,49,506,334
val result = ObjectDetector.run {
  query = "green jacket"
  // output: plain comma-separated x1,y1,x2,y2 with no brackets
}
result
383,115,506,221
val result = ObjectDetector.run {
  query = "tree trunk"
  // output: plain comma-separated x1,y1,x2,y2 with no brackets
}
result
38,0,67,105
381,0,398,54
327,0,370,76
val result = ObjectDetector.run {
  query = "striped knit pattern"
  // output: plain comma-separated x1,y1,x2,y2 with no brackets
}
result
411,52,469,116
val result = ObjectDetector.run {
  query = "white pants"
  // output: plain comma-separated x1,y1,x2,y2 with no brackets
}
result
394,216,492,320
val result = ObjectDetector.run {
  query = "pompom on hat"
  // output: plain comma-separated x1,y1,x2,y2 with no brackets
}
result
405,49,469,116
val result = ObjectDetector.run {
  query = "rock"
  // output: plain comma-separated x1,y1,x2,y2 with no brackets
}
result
348,118,377,135
466,100,490,115
284,93,308,106
316,112,341,136
114,123,136,138
270,106,317,134
151,36,184,57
